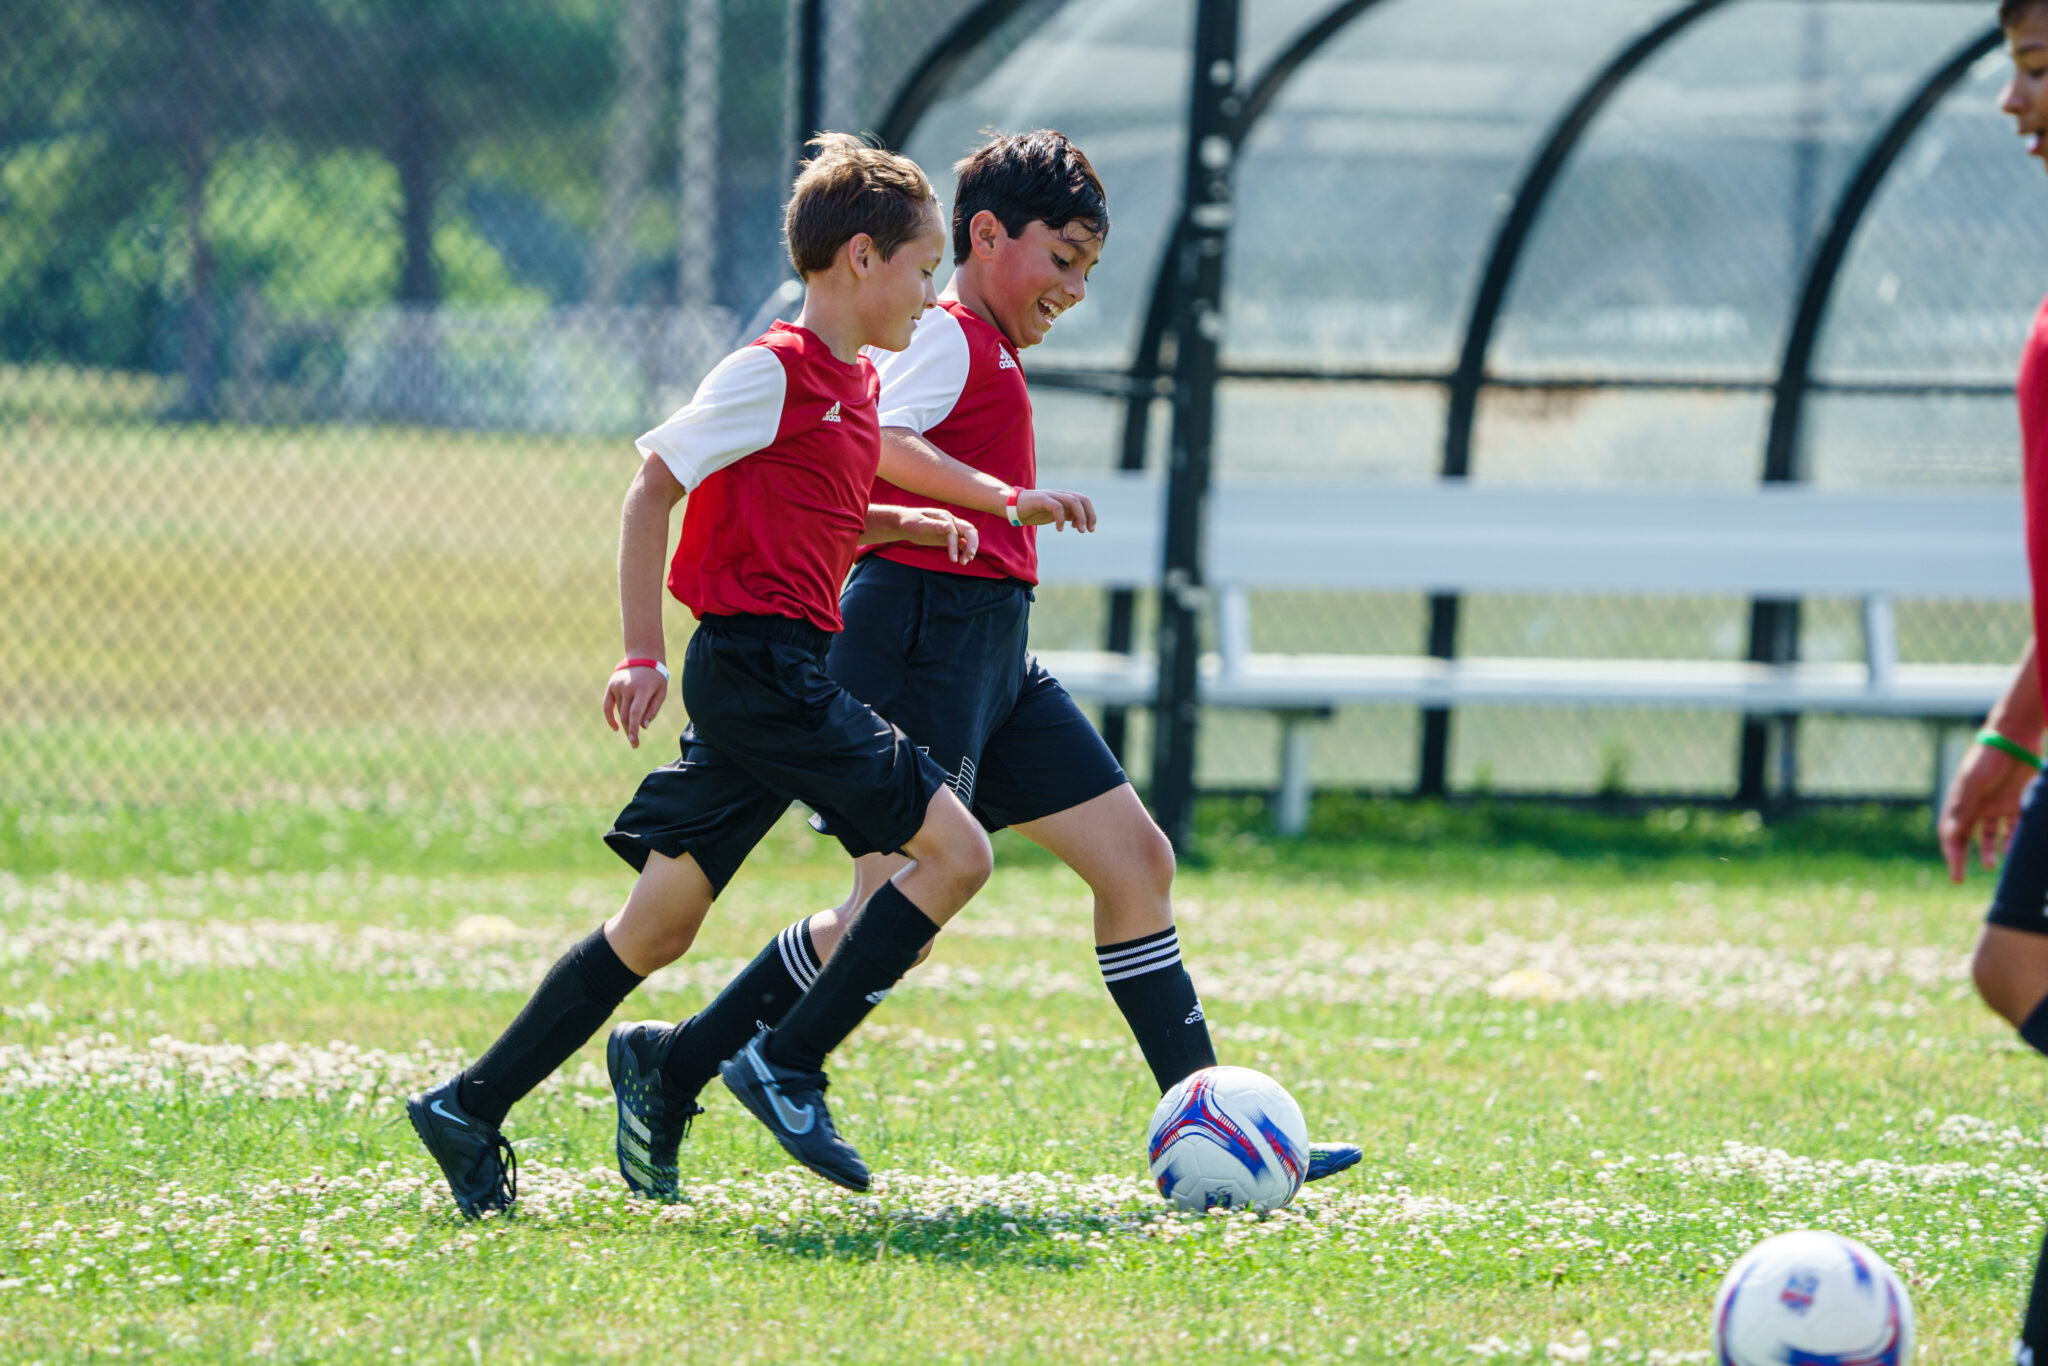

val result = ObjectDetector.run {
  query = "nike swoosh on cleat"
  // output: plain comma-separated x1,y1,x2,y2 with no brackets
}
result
429,1098,467,1127
745,1045,815,1135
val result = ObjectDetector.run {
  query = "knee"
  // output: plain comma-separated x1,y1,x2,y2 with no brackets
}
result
1972,935,2030,1026
653,924,698,965
1132,822,1177,898
1091,821,1176,905
943,827,994,893
1971,930,2048,1030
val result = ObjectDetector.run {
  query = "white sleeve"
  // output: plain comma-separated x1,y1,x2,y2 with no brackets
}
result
634,345,787,491
871,308,969,433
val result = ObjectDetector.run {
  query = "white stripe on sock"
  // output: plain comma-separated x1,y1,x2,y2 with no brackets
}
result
1101,956,1185,984
1096,932,1179,970
777,924,818,990
1097,940,1182,984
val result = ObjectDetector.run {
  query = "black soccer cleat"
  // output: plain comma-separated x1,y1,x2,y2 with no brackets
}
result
406,1076,517,1219
607,1020,703,1201
720,1031,870,1193
1304,1141,1363,1184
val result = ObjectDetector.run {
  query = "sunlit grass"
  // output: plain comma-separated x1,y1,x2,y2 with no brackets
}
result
0,801,2036,1363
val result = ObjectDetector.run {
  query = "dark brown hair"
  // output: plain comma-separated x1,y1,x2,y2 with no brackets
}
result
2004,0,2046,28
784,132,940,277
950,129,1108,267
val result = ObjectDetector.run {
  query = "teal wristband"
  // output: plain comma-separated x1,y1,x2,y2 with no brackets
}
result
1977,728,2043,770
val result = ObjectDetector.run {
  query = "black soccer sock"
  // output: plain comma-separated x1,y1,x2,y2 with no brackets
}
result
2021,1219,2048,1362
456,926,644,1127
658,918,821,1101
1097,926,1218,1093
766,881,938,1074
2021,994,2048,1060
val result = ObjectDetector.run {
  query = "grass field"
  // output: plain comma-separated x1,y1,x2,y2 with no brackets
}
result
2,798,2041,1364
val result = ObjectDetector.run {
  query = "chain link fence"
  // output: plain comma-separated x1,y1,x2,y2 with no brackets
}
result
2,0,2038,816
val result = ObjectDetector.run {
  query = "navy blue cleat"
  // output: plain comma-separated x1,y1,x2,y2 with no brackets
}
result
720,1031,869,1193
607,1020,703,1201
406,1077,516,1219
1304,1141,1363,1184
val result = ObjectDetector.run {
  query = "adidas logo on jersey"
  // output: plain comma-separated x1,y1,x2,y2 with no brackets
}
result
822,401,843,423
1184,1005,1205,1025
997,347,1017,371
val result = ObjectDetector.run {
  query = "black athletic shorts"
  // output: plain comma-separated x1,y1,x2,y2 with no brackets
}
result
1989,775,2048,935
604,614,949,896
815,555,1128,836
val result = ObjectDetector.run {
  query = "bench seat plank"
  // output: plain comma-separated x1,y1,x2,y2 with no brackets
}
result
1037,649,2009,717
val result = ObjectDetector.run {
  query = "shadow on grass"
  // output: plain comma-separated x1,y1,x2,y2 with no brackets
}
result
739,1201,1129,1270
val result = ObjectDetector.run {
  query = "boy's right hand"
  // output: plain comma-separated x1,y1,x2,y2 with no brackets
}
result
897,508,980,564
1014,488,1096,532
1939,738,2037,881
603,665,667,749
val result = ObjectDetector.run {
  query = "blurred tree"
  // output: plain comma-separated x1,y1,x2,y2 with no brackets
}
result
260,1,614,306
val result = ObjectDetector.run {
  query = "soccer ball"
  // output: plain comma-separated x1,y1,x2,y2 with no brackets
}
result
1146,1065,1309,1213
1711,1231,1914,1366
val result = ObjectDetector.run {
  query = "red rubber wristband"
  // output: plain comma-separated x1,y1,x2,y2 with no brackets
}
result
616,657,669,680
1004,486,1023,527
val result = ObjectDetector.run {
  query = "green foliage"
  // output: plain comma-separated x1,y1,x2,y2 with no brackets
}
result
0,0,617,376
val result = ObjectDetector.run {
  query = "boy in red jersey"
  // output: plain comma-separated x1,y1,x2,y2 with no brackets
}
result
606,131,1359,1200
1939,5,2048,1359
406,134,995,1215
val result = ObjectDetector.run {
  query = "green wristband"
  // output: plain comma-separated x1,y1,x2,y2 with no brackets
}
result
1977,728,2044,770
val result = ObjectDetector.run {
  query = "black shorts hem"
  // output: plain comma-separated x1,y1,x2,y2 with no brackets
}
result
602,828,744,898
1986,775,2048,935
823,765,948,859
974,770,1130,835
1986,902,2048,935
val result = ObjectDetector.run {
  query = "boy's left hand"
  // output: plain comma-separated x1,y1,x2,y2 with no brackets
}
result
898,508,979,564
603,666,667,749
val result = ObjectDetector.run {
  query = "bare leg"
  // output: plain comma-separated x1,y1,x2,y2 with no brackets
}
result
1973,923,2048,1026
604,849,717,976
809,851,914,960
1012,783,1177,946
1015,783,1213,1091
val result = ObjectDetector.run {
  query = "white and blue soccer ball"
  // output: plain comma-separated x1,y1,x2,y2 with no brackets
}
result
1711,1231,1914,1366
1146,1065,1309,1213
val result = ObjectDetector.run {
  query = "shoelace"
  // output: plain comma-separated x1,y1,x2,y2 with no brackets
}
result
675,1102,704,1141
493,1135,518,1209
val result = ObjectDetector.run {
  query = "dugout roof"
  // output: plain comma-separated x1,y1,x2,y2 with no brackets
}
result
880,0,2032,494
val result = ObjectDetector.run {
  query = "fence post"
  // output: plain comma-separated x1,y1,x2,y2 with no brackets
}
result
788,0,825,173
1149,0,1240,855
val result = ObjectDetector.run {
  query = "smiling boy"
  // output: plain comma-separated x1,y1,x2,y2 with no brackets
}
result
605,130,1360,1201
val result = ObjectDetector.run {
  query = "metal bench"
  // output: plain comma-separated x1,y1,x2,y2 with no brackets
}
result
1032,476,2026,831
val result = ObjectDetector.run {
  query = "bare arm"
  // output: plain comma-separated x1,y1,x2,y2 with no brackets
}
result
603,454,687,748
1940,639,2043,881
879,427,1097,532
860,503,979,564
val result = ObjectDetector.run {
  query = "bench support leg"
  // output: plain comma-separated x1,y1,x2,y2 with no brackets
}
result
1274,709,1330,838
1932,723,1970,824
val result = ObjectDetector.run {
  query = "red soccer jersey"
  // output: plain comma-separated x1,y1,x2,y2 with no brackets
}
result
2022,292,2048,708
864,299,1039,584
635,322,880,634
